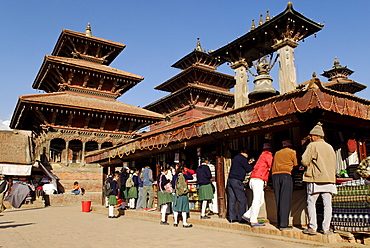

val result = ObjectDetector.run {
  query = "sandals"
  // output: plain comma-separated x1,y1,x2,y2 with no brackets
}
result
302,228,318,235
251,223,265,227
323,230,334,235
241,215,250,222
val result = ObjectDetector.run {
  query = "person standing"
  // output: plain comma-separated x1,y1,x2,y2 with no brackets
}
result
142,165,155,210
196,158,213,219
243,143,273,227
108,173,119,218
157,166,173,225
227,148,253,223
0,174,9,213
135,168,144,210
119,167,129,209
272,140,298,230
127,170,138,209
301,122,337,235
172,165,193,228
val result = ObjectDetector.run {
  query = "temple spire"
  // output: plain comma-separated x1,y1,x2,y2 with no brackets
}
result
195,37,203,52
266,10,270,22
258,14,263,26
85,23,92,37
251,19,256,30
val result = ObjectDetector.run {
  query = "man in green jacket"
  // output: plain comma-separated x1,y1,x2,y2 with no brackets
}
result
301,122,337,235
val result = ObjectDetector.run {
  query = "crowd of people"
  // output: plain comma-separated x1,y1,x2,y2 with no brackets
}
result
103,159,216,228
99,122,369,234
227,122,338,235
2,121,366,236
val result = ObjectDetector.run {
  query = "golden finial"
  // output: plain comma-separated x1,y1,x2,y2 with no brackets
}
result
312,72,317,78
85,23,92,37
195,37,203,52
334,57,340,66
266,10,270,21
251,19,256,30
258,14,263,26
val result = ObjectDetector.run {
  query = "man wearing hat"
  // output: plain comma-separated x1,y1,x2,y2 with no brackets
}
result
301,122,337,235
272,140,298,230
0,174,9,213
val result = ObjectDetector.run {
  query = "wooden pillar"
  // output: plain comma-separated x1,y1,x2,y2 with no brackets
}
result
102,166,108,206
216,156,226,218
272,39,299,94
230,60,249,108
359,140,367,161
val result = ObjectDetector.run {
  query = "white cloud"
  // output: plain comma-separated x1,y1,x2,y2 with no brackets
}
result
0,120,11,130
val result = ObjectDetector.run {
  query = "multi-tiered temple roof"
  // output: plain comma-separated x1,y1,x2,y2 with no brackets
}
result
10,24,164,165
145,39,235,132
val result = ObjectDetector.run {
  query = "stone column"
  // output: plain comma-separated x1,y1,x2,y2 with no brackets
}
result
272,39,299,94
81,141,86,166
230,60,249,108
65,140,70,166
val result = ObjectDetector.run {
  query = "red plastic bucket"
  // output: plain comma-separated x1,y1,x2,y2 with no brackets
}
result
81,201,91,212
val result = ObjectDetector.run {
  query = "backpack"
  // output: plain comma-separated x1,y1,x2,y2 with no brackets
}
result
103,180,112,196
126,174,134,188
175,173,188,196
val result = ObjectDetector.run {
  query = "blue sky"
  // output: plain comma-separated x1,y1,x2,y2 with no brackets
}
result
0,0,369,130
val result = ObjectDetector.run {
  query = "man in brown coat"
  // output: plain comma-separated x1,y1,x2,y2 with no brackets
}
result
272,140,297,230
301,122,337,235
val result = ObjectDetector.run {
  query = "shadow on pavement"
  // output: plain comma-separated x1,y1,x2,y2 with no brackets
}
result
5,207,46,212
0,222,35,229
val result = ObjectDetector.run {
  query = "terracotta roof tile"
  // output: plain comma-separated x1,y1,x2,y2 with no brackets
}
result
19,92,164,119
46,56,143,80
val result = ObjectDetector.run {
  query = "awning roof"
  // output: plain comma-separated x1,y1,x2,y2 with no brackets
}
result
0,164,32,176
86,77,370,164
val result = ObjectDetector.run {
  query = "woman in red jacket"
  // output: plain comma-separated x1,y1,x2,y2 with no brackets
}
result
242,143,273,227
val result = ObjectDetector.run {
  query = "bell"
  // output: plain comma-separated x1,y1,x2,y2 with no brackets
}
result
248,74,279,103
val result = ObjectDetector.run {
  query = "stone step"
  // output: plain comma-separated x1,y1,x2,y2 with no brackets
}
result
49,192,102,206
57,180,102,193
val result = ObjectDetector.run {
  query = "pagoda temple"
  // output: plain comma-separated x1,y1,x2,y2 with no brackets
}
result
9,24,164,192
145,38,235,133
210,2,323,107
85,2,370,233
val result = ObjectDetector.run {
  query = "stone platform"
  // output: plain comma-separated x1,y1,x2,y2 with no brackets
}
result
91,205,346,245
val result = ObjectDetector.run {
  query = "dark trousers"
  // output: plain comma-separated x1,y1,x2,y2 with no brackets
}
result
227,178,247,221
272,173,293,228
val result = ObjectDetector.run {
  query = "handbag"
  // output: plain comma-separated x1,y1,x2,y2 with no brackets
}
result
164,183,174,193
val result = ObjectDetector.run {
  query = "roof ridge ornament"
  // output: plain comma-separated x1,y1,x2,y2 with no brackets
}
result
266,10,271,22
251,19,256,30
85,23,92,37
195,37,204,52
258,14,263,26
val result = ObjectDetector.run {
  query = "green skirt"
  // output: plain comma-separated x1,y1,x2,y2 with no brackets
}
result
198,184,214,201
120,186,128,199
108,195,118,206
173,194,190,213
157,191,173,205
127,187,138,199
